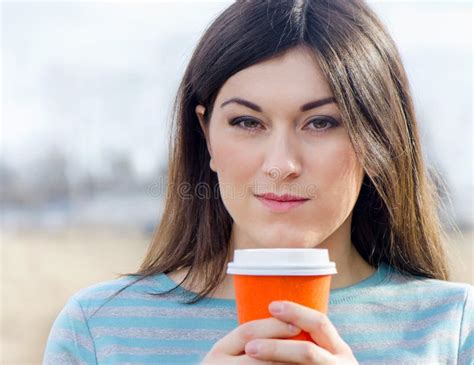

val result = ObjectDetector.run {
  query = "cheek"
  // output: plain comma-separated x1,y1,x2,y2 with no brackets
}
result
212,139,258,180
210,137,259,209
310,138,364,214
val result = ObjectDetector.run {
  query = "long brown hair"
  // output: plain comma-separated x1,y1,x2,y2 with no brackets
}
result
107,0,455,306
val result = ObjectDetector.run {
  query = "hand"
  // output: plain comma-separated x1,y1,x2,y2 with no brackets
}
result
244,301,359,364
201,315,303,364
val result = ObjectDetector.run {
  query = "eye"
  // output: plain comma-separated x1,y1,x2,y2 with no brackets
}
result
305,117,339,133
228,116,263,132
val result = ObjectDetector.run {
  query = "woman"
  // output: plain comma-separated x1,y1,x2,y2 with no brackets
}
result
43,0,472,364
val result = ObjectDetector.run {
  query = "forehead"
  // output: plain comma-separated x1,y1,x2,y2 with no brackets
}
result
216,48,334,108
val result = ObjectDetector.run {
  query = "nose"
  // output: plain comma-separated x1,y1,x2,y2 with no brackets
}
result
262,129,302,181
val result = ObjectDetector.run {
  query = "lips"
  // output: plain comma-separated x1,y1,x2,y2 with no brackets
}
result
255,193,309,213
256,193,309,202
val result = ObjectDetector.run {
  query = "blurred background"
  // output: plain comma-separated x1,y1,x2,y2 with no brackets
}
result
1,0,472,364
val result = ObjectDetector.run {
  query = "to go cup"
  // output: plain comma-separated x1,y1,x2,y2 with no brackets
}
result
226,248,337,343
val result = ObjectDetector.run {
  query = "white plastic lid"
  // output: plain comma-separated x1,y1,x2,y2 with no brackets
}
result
226,248,337,276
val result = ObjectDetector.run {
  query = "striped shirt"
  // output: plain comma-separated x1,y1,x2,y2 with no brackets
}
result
43,263,473,364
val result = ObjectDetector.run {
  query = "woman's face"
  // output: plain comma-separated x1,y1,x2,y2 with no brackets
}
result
195,47,365,250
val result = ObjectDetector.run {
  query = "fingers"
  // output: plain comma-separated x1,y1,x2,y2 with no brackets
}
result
244,339,333,364
235,355,294,365
214,317,302,356
268,301,352,355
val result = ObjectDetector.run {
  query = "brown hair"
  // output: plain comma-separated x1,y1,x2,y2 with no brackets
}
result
105,0,455,307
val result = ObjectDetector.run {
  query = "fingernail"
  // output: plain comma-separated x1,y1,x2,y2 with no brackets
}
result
269,301,283,314
246,341,260,355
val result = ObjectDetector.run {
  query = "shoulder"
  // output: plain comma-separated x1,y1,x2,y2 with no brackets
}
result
382,267,472,313
70,273,175,319
387,267,472,296
73,274,150,298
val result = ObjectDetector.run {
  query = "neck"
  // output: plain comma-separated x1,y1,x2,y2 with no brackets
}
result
315,235,374,290
168,229,376,300
227,215,375,291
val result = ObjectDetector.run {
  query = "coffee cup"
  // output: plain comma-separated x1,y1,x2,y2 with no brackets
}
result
226,248,337,342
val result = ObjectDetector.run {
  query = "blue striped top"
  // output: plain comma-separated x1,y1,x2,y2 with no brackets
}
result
43,263,473,364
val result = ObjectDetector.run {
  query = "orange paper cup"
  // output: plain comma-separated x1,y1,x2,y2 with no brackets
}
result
227,248,337,343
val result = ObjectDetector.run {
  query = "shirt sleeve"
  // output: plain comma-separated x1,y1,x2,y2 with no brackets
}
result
458,285,474,365
43,295,98,365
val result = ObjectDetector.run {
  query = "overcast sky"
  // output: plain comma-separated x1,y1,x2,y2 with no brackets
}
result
1,1,472,221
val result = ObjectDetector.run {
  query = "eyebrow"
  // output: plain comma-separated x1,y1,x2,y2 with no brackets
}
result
220,96,336,113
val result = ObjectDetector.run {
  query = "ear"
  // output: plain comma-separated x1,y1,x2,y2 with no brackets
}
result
195,104,216,172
